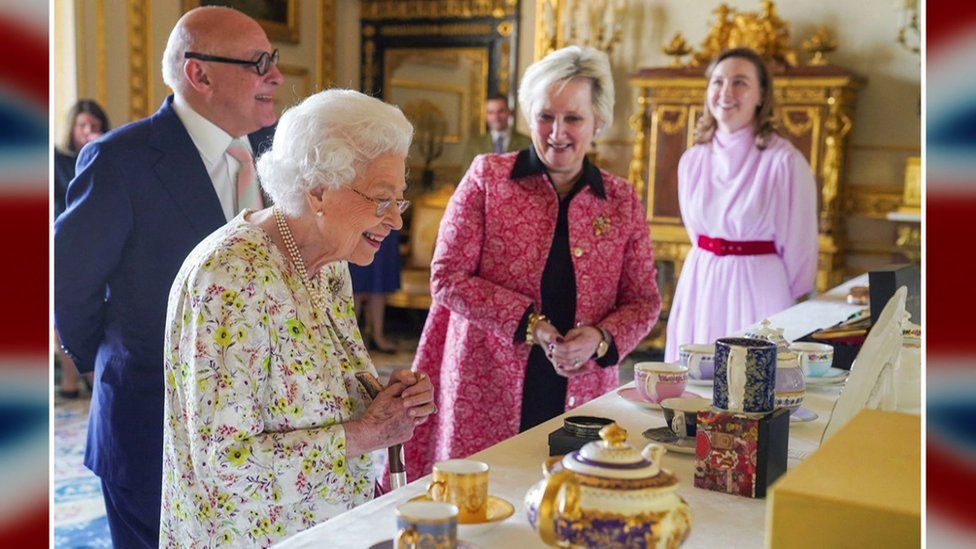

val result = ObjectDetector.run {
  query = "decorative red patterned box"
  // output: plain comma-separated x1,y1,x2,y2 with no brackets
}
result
694,407,789,498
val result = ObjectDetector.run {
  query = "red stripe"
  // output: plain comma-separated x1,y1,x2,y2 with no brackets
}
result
0,17,47,102
927,197,976,354
0,505,48,548
0,196,48,354
928,0,976,49
928,443,976,529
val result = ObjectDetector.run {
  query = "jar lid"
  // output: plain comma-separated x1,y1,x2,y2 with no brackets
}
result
562,423,666,480
563,416,614,439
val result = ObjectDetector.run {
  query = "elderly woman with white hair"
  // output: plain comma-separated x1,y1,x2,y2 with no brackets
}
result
160,89,435,547
401,46,662,482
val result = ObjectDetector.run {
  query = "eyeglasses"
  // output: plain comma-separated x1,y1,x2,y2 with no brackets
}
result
349,187,411,217
184,49,279,76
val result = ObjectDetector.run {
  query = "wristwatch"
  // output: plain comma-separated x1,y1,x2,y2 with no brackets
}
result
594,327,612,359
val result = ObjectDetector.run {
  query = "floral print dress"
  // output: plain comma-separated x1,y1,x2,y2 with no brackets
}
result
160,212,377,548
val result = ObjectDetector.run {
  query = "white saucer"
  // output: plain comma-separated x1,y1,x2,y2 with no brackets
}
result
687,377,714,387
617,387,704,410
790,407,819,423
642,426,697,454
408,494,514,537
805,367,849,386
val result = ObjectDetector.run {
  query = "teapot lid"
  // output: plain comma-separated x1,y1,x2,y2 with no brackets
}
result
745,319,790,352
562,423,666,480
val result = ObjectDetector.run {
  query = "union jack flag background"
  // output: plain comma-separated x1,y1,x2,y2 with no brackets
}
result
927,0,976,543
0,0,50,546
0,0,964,545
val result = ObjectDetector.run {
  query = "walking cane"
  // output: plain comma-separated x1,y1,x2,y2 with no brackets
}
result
355,372,408,490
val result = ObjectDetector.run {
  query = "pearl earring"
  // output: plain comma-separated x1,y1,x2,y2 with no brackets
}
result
316,210,324,217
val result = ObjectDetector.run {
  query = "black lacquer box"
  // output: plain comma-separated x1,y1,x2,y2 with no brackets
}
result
548,416,614,456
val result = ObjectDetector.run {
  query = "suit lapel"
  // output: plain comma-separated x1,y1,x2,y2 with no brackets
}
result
249,125,276,206
147,97,227,235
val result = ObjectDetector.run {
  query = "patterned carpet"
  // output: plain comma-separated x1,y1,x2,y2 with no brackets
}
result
52,391,111,548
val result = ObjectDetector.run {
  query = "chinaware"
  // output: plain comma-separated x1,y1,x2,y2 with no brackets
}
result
713,338,778,414
525,423,691,548
679,343,716,380
427,460,490,523
643,426,697,455
660,397,712,439
634,362,688,404
395,501,458,549
790,341,834,377
617,387,704,410
774,351,806,413
744,318,791,352
410,494,515,537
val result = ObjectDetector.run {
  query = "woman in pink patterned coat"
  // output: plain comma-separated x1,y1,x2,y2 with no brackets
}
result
403,46,661,481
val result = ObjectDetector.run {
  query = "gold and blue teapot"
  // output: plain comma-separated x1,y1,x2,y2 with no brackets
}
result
524,423,691,547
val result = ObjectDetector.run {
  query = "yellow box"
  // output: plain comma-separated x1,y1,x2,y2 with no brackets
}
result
766,409,920,548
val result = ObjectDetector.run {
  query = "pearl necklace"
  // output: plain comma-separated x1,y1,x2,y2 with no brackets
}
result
273,206,327,308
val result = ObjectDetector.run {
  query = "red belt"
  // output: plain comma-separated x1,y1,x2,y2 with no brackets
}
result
697,235,776,256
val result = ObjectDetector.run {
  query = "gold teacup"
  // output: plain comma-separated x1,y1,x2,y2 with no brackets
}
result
427,459,490,523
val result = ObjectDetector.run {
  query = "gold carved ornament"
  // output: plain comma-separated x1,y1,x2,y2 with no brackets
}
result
672,1,841,69
803,27,838,66
819,93,854,232
656,106,688,136
627,89,651,201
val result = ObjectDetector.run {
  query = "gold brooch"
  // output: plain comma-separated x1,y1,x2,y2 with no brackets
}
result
593,214,611,236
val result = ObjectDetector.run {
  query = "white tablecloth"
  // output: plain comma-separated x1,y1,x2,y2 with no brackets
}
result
278,277,866,548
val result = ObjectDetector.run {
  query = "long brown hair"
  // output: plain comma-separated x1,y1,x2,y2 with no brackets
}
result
693,47,777,150
62,99,111,153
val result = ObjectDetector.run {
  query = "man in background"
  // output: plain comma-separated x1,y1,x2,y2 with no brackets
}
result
54,6,280,546
460,93,531,169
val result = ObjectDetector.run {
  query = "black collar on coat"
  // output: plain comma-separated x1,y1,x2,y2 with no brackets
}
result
510,143,607,200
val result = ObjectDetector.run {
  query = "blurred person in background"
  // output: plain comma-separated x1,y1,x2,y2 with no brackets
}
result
53,99,108,400
54,7,280,546
55,99,109,219
460,93,531,170
350,235,401,354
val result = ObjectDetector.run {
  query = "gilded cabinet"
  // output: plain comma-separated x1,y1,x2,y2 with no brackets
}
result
628,65,864,309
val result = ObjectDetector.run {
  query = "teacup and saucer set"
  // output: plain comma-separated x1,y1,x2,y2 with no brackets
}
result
407,459,514,538
790,341,847,387
642,396,711,454
618,362,703,410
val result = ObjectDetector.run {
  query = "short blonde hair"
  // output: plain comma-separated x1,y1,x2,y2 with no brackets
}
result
518,46,615,133
256,89,414,216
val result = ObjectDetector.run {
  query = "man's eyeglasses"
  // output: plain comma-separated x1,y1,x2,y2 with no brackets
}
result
184,49,279,76
349,188,411,217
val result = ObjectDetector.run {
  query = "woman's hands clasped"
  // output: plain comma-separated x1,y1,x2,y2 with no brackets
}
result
346,370,436,456
532,320,603,378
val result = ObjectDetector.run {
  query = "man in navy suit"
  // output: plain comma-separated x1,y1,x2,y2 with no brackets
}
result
54,6,281,547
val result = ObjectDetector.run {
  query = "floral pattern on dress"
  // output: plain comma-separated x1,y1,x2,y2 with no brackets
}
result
400,152,661,485
160,213,377,548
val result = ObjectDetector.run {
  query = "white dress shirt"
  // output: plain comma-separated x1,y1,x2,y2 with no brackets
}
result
490,129,511,152
172,96,253,221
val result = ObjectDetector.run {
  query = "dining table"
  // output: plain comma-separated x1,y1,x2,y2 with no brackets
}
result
277,275,867,548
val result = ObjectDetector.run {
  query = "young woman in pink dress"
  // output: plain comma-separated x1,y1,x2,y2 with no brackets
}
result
664,48,819,362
